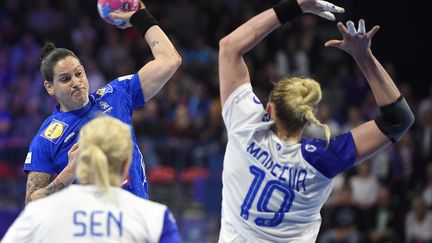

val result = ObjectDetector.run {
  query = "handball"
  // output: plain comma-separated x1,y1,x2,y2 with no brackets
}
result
97,0,140,27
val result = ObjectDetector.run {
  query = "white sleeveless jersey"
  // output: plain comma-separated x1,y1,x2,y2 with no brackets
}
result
2,185,180,243
219,84,357,243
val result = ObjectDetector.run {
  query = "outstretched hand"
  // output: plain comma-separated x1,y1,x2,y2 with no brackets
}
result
325,19,380,59
109,1,145,29
298,0,344,21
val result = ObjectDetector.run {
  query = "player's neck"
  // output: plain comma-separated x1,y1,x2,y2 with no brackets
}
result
272,126,302,144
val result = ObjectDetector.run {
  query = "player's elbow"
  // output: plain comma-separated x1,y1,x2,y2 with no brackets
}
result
166,54,182,72
219,36,239,57
375,97,415,143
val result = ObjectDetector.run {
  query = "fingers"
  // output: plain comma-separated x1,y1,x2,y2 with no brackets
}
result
347,21,356,36
139,1,145,9
317,11,335,21
342,19,379,39
70,143,79,151
324,39,342,48
68,143,79,155
109,12,126,20
336,22,349,35
357,19,366,37
316,0,345,13
367,25,380,39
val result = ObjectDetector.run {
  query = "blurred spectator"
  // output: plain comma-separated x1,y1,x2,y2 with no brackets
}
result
418,86,432,125
349,161,379,210
275,35,310,77
422,163,432,208
405,197,432,242
417,106,432,162
320,185,363,243
366,185,400,243
342,105,365,132
341,66,369,106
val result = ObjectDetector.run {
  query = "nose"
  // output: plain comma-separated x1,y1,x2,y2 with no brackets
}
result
71,76,81,88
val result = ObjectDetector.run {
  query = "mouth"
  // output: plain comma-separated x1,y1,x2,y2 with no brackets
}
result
71,88,82,96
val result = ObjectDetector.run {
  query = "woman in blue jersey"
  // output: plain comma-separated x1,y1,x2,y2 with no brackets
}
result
24,2,181,203
4,116,181,243
218,0,414,242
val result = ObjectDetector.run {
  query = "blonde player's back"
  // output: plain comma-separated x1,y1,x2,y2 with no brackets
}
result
2,185,178,243
220,84,357,242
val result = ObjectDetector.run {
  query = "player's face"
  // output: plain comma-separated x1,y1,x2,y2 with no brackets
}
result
45,56,89,112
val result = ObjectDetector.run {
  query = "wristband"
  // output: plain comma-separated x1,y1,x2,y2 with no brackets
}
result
273,0,303,24
130,8,159,37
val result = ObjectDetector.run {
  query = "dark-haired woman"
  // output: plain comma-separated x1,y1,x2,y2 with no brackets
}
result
24,3,181,203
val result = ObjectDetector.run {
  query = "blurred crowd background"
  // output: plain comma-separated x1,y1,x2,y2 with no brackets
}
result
0,0,431,242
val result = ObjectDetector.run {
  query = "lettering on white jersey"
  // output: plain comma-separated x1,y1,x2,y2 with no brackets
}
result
73,210,123,237
305,144,317,152
246,142,308,192
234,90,253,104
40,119,69,144
64,132,76,143
25,152,32,164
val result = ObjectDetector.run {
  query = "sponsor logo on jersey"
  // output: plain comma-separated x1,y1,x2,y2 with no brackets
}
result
92,84,113,101
95,84,113,97
25,152,32,164
305,144,317,152
41,119,69,144
99,101,110,109
262,113,271,122
99,101,113,113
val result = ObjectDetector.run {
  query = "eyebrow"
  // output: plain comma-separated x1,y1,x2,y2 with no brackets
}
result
55,64,83,79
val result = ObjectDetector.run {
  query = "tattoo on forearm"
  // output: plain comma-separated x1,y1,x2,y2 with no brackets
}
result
44,181,66,195
25,172,51,204
150,40,160,48
25,172,65,204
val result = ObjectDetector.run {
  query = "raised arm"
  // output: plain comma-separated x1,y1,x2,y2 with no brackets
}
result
218,0,344,106
110,2,181,102
325,20,414,162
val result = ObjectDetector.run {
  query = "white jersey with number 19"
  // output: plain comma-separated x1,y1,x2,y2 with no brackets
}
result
219,83,357,243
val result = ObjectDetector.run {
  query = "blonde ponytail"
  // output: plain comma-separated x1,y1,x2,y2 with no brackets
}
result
76,116,132,191
270,76,331,145
78,144,110,191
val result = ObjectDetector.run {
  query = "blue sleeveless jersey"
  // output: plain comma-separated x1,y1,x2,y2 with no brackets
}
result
24,74,149,199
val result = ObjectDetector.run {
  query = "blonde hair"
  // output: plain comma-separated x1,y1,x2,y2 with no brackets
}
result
269,76,331,144
76,116,132,191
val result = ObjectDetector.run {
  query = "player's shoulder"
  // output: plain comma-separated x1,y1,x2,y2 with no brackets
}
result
91,74,138,99
300,132,356,178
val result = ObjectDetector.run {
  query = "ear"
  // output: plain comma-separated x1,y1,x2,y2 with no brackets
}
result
266,102,272,115
44,80,55,96
121,156,131,179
